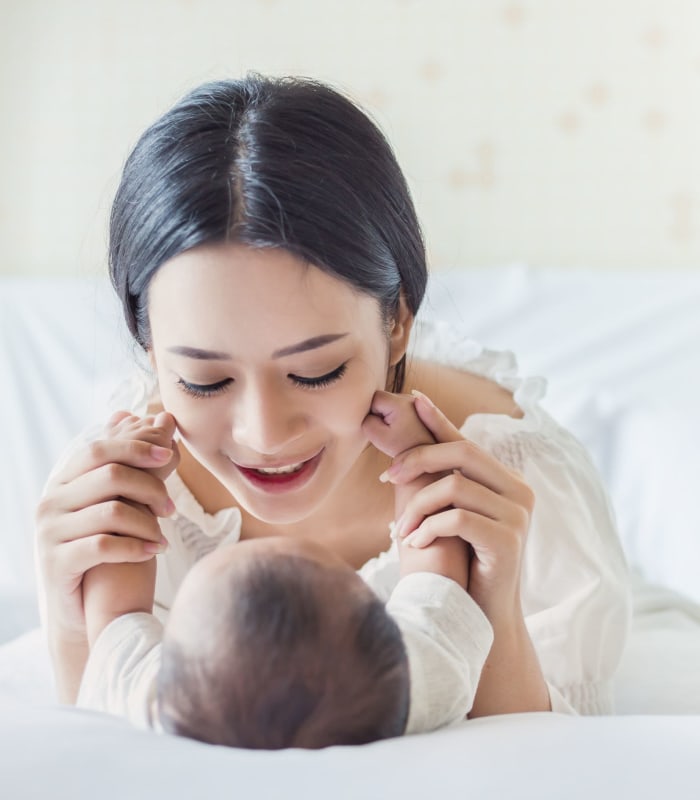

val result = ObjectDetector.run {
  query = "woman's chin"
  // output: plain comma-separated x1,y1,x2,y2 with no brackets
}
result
236,494,323,527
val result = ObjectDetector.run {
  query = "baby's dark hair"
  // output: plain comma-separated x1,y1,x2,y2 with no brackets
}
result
157,552,410,749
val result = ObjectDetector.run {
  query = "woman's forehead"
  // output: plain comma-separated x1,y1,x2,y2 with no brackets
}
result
148,242,383,350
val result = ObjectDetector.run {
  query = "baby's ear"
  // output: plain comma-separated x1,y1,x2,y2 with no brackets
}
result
388,291,414,367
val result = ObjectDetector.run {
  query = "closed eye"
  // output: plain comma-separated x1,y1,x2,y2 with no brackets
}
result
175,362,347,399
176,378,232,398
290,362,348,389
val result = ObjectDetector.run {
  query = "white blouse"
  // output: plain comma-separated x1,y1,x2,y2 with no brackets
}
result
73,319,631,729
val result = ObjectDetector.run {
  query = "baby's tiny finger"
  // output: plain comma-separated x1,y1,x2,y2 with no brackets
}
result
106,410,134,429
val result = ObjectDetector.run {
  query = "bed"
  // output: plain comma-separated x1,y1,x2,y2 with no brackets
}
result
1,266,699,798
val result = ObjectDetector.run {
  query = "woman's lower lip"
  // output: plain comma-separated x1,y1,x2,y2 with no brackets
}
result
235,451,323,494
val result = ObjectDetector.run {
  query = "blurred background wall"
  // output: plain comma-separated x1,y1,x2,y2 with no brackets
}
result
2,0,699,276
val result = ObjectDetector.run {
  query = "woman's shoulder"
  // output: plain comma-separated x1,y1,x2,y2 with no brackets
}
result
407,358,524,428
408,319,547,430
409,321,607,490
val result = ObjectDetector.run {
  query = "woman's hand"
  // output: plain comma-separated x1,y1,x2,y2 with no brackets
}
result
35,411,178,641
384,391,549,715
386,391,535,624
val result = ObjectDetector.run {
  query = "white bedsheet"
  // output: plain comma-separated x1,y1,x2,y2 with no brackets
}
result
1,706,699,800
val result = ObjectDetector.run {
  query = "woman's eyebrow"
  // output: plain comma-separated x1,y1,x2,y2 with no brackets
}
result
166,333,349,361
271,333,349,358
166,346,231,360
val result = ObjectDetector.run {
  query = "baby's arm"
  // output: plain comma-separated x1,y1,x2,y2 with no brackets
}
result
363,392,469,589
82,413,177,647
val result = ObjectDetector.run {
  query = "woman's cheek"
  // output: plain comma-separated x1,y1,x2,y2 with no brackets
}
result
157,387,211,446
327,378,381,435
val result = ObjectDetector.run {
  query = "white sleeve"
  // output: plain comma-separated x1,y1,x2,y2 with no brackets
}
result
472,419,632,715
76,612,162,730
386,572,494,734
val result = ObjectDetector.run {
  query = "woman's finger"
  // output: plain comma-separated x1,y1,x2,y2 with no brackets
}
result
411,390,465,444
48,500,166,546
385,439,519,497
55,437,174,485
399,506,502,554
44,462,175,518
394,471,514,538
55,534,164,578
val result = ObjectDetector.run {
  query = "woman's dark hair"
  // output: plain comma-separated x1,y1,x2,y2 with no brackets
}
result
109,74,427,391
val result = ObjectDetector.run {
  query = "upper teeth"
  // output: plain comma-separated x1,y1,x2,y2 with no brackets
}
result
255,462,305,474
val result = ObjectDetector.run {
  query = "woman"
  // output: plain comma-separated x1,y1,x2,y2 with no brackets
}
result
35,74,629,726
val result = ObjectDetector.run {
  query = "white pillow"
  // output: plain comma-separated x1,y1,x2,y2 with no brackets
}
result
605,405,700,603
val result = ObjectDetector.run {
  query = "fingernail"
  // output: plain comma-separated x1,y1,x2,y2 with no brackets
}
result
404,531,424,548
150,445,171,462
411,389,435,409
379,465,400,483
154,411,169,428
144,541,165,554
394,516,409,539
163,497,176,516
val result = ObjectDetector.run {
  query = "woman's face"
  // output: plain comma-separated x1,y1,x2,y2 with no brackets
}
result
148,243,406,525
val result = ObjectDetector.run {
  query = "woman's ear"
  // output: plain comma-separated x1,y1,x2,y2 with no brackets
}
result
388,292,414,367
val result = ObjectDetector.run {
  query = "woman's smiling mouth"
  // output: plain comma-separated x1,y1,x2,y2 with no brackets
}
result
229,450,324,493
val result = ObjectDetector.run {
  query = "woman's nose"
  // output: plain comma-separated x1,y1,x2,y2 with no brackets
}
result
230,381,306,456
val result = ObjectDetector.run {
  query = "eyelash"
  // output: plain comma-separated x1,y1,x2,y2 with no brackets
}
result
176,362,348,399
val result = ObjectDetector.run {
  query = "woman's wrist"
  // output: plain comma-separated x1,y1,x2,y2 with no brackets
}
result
469,612,550,717
49,634,89,704
47,620,90,705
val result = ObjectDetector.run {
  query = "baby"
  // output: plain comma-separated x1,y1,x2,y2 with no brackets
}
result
81,393,469,749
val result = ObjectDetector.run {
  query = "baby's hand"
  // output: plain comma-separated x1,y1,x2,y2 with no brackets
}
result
80,411,179,649
362,391,435,458
106,411,180,483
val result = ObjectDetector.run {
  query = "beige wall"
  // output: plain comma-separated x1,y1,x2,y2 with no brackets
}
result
2,0,700,275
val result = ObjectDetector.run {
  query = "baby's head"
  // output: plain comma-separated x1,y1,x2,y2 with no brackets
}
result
157,537,409,749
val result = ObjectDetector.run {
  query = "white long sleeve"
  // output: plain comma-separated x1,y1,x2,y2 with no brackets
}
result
386,573,493,733
77,612,162,729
